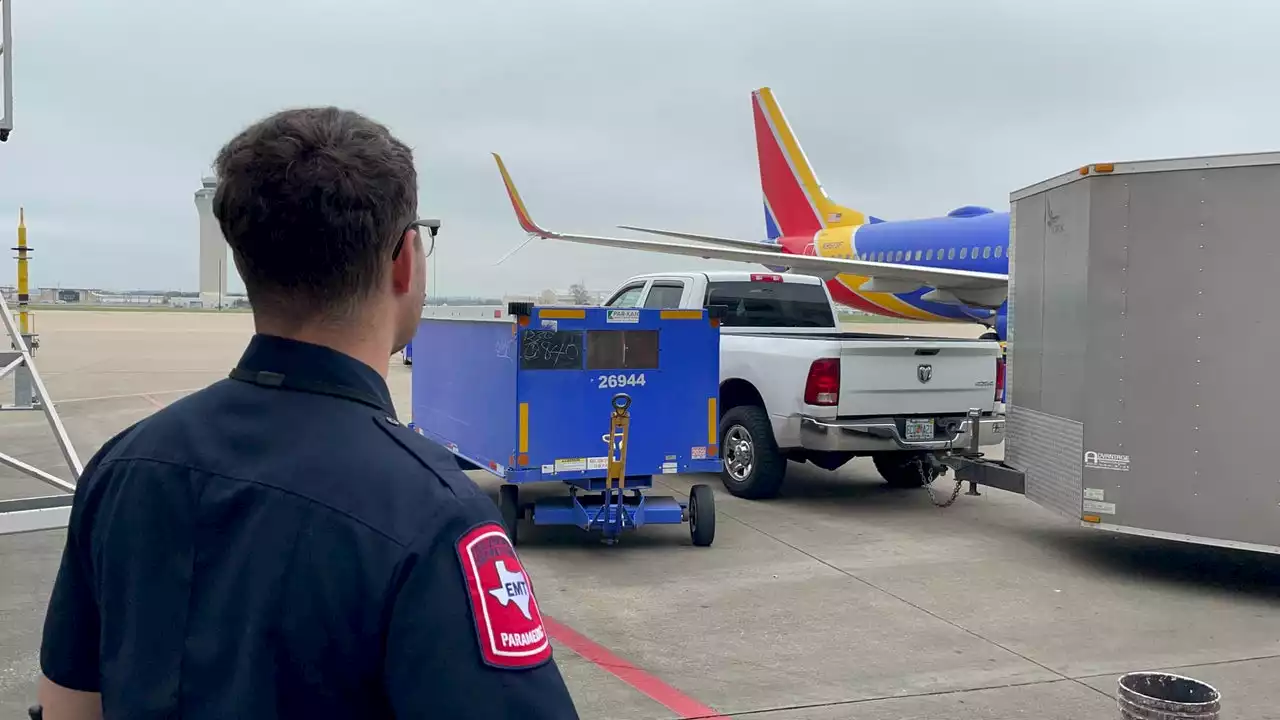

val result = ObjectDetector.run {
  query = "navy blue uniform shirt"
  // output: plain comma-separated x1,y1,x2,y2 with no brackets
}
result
38,334,579,719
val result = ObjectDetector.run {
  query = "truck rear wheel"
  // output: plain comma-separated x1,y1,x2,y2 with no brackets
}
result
871,452,940,489
718,405,787,499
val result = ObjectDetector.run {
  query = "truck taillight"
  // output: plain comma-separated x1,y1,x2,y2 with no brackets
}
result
750,273,783,283
995,355,1006,402
804,358,840,406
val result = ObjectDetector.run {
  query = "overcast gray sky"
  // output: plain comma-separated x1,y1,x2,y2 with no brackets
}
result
1,0,1277,296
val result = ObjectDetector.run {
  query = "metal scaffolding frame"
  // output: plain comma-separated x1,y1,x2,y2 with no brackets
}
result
0,3,82,534
1,0,12,141
0,288,83,535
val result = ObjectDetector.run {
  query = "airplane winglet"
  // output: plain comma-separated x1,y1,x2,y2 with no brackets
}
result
492,153,551,237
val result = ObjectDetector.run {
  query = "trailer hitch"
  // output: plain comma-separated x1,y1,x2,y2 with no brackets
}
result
605,393,631,491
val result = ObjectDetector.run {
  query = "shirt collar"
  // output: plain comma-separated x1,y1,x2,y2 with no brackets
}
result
233,334,396,417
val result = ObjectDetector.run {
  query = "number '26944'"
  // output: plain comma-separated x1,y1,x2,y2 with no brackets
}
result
597,373,646,389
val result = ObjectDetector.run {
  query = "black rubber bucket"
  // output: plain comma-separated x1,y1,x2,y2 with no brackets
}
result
1118,672,1221,720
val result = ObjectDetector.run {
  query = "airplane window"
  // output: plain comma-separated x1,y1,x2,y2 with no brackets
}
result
994,245,1003,258
982,246,991,259
914,250,923,261
877,251,886,262
926,249,934,261
947,248,956,260
971,246,979,258
960,247,968,259
895,250,904,261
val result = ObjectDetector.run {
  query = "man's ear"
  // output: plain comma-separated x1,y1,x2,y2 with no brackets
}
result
390,229,415,294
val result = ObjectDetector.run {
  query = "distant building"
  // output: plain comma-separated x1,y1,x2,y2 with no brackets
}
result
5,287,100,304
194,175,245,309
503,288,610,307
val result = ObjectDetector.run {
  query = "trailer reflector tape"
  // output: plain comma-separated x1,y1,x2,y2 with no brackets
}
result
539,308,586,319
706,397,717,445
1082,514,1102,524
518,402,529,453
659,309,703,320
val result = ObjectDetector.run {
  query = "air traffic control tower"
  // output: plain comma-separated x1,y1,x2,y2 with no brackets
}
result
193,175,240,308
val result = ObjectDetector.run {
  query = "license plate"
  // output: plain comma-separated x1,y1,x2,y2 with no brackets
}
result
905,418,935,441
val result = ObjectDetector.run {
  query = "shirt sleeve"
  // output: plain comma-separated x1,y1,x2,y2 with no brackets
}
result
38,464,106,691
382,495,580,719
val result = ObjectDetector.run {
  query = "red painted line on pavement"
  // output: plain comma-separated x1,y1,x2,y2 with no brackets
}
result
545,616,728,720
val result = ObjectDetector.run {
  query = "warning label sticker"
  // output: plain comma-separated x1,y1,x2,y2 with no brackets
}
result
586,457,608,470
1083,488,1106,501
554,457,586,473
1083,499,1117,515
1083,450,1130,472
607,309,640,324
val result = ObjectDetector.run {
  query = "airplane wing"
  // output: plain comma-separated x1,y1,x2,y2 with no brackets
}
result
615,225,785,253
492,153,1009,309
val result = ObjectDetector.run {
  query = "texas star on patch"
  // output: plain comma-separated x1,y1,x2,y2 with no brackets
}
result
488,560,534,621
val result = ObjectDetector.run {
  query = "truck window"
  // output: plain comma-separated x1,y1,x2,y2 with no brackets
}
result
703,281,835,328
605,284,645,308
643,282,685,309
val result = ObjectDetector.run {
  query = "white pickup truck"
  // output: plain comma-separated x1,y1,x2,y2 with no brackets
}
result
601,270,1006,499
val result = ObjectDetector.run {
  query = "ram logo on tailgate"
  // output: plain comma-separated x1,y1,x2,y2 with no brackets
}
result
917,364,933,384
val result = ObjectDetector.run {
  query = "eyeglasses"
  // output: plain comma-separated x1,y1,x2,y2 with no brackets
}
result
392,218,441,260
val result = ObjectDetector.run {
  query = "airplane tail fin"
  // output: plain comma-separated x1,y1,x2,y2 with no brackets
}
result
492,153,552,237
752,87,870,242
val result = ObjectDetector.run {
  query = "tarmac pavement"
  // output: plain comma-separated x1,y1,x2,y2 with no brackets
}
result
0,311,1275,719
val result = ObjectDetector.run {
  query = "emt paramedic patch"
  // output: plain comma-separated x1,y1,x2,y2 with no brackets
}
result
456,522,552,670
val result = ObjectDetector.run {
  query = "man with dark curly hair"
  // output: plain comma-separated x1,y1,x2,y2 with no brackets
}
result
35,107,579,720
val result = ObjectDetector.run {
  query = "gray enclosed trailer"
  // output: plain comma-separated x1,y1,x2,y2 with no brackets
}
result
948,151,1280,555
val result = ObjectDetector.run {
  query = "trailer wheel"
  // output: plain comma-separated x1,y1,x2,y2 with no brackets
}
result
688,484,715,547
498,484,520,543
871,451,940,489
718,405,787,499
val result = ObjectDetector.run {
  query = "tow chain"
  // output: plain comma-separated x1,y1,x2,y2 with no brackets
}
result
912,454,964,508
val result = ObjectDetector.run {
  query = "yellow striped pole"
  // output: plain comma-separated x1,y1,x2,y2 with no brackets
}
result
16,207,29,334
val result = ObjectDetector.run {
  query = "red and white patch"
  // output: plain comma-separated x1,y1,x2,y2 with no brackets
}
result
456,522,552,670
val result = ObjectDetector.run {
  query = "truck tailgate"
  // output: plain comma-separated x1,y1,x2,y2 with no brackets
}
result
837,340,998,416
